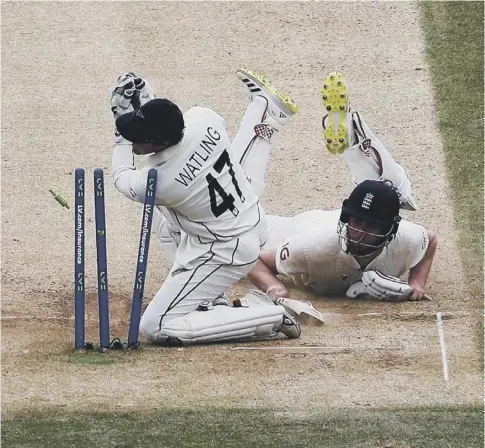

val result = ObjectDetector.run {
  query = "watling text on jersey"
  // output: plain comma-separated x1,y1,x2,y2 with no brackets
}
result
174,126,222,187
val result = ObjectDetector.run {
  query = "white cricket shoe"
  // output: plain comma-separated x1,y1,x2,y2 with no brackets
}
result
236,69,300,128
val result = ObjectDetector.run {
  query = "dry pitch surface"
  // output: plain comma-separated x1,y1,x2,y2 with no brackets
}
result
2,2,482,414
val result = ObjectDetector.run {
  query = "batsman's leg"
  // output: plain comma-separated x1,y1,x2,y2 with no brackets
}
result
343,113,418,211
320,71,417,210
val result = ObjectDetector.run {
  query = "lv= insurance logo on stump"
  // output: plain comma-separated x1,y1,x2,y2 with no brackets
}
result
74,167,158,351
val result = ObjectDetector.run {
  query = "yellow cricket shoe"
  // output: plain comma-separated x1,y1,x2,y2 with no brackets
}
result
321,72,352,154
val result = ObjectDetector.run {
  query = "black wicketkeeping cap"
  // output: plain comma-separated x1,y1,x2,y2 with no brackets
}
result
116,98,185,145
341,180,400,228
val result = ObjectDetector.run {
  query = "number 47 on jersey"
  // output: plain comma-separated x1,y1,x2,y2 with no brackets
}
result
206,149,245,218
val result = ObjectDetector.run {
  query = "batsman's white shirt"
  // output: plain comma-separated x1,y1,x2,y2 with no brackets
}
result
266,209,428,296
112,106,265,267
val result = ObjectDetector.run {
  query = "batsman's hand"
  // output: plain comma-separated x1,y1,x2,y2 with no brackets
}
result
346,270,413,302
266,284,289,302
407,281,432,301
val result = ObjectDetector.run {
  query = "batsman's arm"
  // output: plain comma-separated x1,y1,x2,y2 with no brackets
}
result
248,249,289,301
407,230,437,301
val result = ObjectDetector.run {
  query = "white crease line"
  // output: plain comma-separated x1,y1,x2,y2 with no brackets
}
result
436,312,450,381
232,346,344,351
358,313,383,316
2,316,73,321
232,346,403,351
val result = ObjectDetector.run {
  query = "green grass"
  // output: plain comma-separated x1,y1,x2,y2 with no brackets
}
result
56,343,151,365
63,351,118,365
60,346,137,365
419,1,484,299
2,406,483,448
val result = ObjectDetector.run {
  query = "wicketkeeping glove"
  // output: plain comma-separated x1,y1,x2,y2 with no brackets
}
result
110,72,136,119
346,270,412,302
111,73,157,117
133,76,156,108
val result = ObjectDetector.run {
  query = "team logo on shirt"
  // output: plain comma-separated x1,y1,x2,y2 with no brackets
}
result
361,192,374,209
280,242,290,261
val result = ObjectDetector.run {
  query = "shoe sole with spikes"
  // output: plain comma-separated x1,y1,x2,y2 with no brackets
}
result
321,72,350,154
236,69,300,117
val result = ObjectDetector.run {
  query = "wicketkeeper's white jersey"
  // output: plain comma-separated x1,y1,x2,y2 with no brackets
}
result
265,209,429,296
112,106,262,241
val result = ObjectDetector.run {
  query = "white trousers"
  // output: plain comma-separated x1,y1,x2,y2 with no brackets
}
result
344,114,417,211
139,220,282,345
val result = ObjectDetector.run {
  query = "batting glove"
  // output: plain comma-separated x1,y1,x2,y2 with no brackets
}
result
346,270,412,302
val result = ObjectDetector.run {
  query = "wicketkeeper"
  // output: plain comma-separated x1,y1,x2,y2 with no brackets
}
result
110,70,303,346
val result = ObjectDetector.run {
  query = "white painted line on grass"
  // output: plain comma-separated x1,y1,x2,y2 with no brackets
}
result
436,312,450,381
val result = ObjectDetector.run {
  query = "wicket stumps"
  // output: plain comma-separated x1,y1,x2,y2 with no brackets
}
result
74,167,111,351
74,167,158,351
127,168,158,349
74,168,86,350
94,168,111,350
